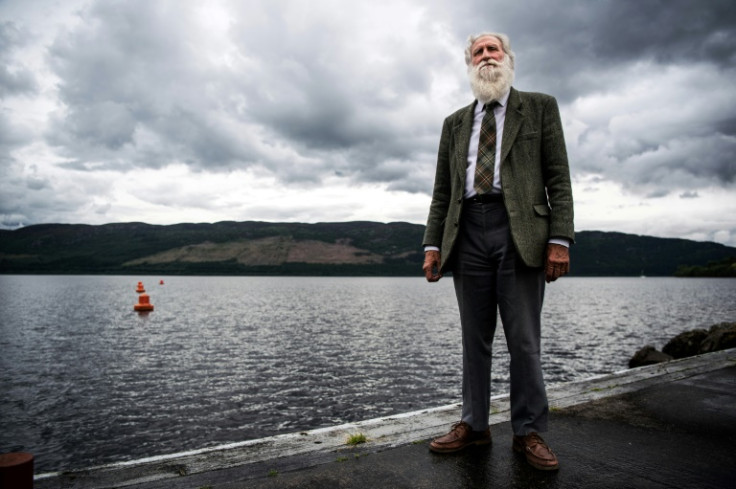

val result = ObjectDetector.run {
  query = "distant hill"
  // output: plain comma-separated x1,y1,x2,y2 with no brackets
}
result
570,231,735,276
1,222,734,276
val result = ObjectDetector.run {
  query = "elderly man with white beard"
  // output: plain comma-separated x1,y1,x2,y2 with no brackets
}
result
422,32,574,471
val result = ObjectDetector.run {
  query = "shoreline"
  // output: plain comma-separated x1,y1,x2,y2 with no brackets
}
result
33,348,736,488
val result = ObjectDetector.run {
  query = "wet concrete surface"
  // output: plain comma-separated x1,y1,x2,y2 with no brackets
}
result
236,366,736,489
34,351,736,489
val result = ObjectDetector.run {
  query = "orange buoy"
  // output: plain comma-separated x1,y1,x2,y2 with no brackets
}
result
136,281,146,293
134,293,154,312
159,280,164,285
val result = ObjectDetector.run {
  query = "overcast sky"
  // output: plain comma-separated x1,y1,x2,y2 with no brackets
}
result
1,0,735,246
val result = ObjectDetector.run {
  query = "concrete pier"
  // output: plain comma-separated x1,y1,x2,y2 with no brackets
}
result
34,348,736,488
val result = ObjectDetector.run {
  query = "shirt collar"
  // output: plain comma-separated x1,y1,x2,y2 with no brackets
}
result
475,89,511,114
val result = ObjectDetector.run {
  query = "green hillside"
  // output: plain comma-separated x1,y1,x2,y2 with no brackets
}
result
1,222,734,277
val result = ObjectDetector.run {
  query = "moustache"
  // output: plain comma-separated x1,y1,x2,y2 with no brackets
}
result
477,59,502,69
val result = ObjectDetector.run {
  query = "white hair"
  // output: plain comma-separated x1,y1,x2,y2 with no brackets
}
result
464,32,515,69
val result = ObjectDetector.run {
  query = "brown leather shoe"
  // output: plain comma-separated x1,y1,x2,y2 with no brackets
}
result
429,422,491,453
512,432,559,470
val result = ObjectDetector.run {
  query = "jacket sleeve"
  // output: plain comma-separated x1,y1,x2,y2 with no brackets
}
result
422,117,453,248
541,96,575,243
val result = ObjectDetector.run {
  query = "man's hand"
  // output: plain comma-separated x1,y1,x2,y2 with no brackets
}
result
423,250,442,282
545,243,570,283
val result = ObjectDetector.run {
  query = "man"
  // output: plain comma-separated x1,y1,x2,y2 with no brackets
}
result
422,32,574,471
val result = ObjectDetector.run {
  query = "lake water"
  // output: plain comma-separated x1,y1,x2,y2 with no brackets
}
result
1,275,734,473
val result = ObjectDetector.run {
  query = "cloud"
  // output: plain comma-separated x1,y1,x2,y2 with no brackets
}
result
0,21,39,98
1,0,735,246
460,0,736,101
44,1,258,170
41,0,460,197
41,0,736,193
587,0,736,66
565,61,736,192
221,0,464,191
0,108,32,155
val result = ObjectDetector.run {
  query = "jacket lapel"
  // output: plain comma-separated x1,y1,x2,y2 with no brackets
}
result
453,101,476,179
501,87,523,163
453,91,523,180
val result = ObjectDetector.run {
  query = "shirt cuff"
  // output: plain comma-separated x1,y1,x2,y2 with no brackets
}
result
424,246,440,253
548,238,570,248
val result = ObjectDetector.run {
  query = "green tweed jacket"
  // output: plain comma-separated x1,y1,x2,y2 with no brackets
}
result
423,87,575,271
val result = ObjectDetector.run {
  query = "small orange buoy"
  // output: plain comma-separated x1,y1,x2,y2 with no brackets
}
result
136,281,146,293
159,280,164,285
134,293,154,312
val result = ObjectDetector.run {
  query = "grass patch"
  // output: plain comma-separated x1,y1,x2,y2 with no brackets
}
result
590,384,619,392
267,469,278,477
346,433,367,445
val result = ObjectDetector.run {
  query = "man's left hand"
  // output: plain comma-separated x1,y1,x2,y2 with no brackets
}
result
545,243,570,283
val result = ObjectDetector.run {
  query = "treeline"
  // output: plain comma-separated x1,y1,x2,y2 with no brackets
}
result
1,222,735,277
675,257,736,277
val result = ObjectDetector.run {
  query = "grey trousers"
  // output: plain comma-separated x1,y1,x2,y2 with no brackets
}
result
452,201,548,436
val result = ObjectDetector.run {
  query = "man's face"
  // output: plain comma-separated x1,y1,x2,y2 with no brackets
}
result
467,35,513,103
470,36,505,66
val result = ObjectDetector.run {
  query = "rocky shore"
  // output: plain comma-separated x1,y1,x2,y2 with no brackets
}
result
629,322,736,368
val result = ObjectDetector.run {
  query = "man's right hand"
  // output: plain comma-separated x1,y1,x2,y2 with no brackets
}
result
423,250,442,282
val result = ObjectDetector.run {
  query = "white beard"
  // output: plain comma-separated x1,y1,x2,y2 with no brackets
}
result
468,57,514,104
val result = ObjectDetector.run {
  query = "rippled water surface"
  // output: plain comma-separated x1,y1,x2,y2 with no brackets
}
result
1,275,734,472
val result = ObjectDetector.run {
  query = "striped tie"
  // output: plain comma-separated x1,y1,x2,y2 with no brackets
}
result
474,102,499,195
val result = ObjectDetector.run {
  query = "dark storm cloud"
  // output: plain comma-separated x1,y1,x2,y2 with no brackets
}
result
37,0,467,195
225,1,455,189
454,0,736,191
33,0,736,200
1,0,734,243
590,0,736,65
715,117,736,138
232,33,435,151
459,0,736,101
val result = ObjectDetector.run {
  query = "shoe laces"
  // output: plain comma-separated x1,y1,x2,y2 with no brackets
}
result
451,421,471,434
524,433,548,448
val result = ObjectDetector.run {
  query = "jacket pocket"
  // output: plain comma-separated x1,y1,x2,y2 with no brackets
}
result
533,204,550,216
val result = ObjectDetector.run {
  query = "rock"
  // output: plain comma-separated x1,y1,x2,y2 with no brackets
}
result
699,322,736,354
629,345,673,368
662,328,708,359
630,322,735,368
